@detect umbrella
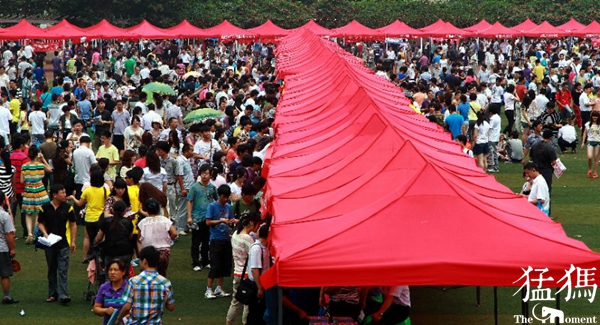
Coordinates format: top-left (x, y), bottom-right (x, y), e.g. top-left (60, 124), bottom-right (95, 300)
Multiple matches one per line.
top-left (183, 71), bottom-right (201, 79)
top-left (142, 82), bottom-right (175, 95)
top-left (183, 108), bottom-right (223, 126)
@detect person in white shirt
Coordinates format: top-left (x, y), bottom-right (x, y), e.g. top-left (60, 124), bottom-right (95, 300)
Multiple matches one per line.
top-left (557, 118), bottom-right (578, 154)
top-left (28, 101), bottom-right (47, 145)
top-left (0, 66), bottom-right (9, 90)
top-left (580, 84), bottom-right (594, 135)
top-left (535, 92), bottom-right (550, 114)
top-left (0, 99), bottom-right (11, 144)
top-left (140, 62), bottom-right (151, 79)
top-left (193, 125), bottom-right (220, 163)
top-left (370, 286), bottom-right (411, 324)
top-left (473, 111), bottom-right (491, 171)
top-left (142, 103), bottom-right (162, 131)
top-left (488, 107), bottom-right (502, 173)
top-left (524, 162), bottom-right (550, 216)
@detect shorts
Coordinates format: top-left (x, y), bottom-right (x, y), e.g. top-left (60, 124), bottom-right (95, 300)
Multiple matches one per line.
top-left (472, 143), bottom-right (490, 155)
top-left (521, 122), bottom-right (530, 128)
top-left (588, 141), bottom-right (600, 147)
top-left (208, 240), bottom-right (232, 279)
top-left (112, 134), bottom-right (125, 151)
top-left (0, 252), bottom-right (13, 277)
top-left (85, 221), bottom-right (101, 246)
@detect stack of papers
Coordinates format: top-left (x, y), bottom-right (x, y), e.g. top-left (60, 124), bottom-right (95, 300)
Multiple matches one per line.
top-left (38, 234), bottom-right (62, 247)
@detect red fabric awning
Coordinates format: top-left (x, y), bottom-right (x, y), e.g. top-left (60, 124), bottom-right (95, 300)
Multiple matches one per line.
top-left (85, 19), bottom-right (138, 40)
top-left (522, 21), bottom-right (568, 38)
top-left (247, 20), bottom-right (289, 39)
top-left (477, 22), bottom-right (520, 39)
top-left (260, 30), bottom-right (600, 289)
top-left (463, 19), bottom-right (492, 33)
top-left (376, 20), bottom-right (423, 38)
top-left (329, 20), bottom-right (384, 40)
top-left (574, 20), bottom-right (600, 38)
top-left (125, 20), bottom-right (172, 39)
top-left (511, 18), bottom-right (538, 33)
top-left (203, 20), bottom-right (255, 40)
top-left (45, 19), bottom-right (86, 39)
top-left (420, 21), bottom-right (470, 39)
top-left (419, 19), bottom-right (445, 32)
top-left (0, 19), bottom-right (62, 40)
top-left (164, 20), bottom-right (209, 38)
top-left (291, 20), bottom-right (330, 36)
top-left (557, 18), bottom-right (586, 33)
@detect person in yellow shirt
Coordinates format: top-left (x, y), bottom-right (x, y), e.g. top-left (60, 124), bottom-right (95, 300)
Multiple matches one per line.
top-left (533, 60), bottom-right (546, 84)
top-left (96, 131), bottom-right (120, 181)
top-left (8, 89), bottom-right (20, 134)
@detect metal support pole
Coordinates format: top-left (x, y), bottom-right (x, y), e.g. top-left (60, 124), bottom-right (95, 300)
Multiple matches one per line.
top-left (556, 290), bottom-right (561, 325)
top-left (476, 286), bottom-right (481, 307)
top-left (494, 287), bottom-right (498, 325)
top-left (521, 290), bottom-right (527, 325)
top-left (277, 286), bottom-right (283, 325)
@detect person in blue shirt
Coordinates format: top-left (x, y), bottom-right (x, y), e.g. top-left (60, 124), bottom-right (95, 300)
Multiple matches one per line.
top-left (51, 77), bottom-right (64, 97)
top-left (444, 105), bottom-right (466, 140)
top-left (33, 65), bottom-right (44, 83)
top-left (456, 94), bottom-right (470, 121)
top-left (204, 185), bottom-right (237, 299)
top-left (77, 92), bottom-right (92, 133)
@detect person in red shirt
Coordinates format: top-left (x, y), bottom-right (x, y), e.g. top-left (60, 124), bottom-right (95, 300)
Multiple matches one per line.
top-left (515, 76), bottom-right (528, 102)
top-left (9, 136), bottom-right (30, 239)
top-left (556, 82), bottom-right (574, 122)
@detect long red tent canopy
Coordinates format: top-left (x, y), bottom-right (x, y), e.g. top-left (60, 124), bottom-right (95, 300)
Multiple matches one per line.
top-left (1, 19), bottom-right (61, 40)
top-left (463, 19), bottom-right (493, 33)
top-left (419, 19), bottom-right (445, 32)
top-left (247, 20), bottom-right (289, 39)
top-left (329, 20), bottom-right (384, 40)
top-left (421, 21), bottom-right (469, 38)
top-left (574, 20), bottom-right (600, 38)
top-left (477, 22), bottom-right (520, 39)
top-left (512, 18), bottom-right (539, 33)
top-left (523, 21), bottom-right (569, 38)
top-left (557, 18), bottom-right (586, 33)
top-left (45, 19), bottom-right (86, 39)
top-left (164, 20), bottom-right (208, 39)
top-left (85, 19), bottom-right (137, 39)
top-left (202, 19), bottom-right (255, 39)
top-left (376, 20), bottom-right (423, 38)
top-left (125, 19), bottom-right (172, 39)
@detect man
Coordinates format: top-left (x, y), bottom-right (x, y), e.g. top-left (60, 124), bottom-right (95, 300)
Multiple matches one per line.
top-left (155, 141), bottom-right (184, 231)
top-left (93, 99), bottom-right (113, 151)
top-left (444, 105), bottom-right (465, 140)
top-left (530, 130), bottom-right (558, 215)
top-left (0, 99), bottom-right (11, 145)
top-left (252, 122), bottom-right (273, 152)
top-left (233, 184), bottom-right (261, 220)
top-left (558, 118), bottom-right (577, 154)
top-left (0, 195), bottom-right (18, 304)
top-left (8, 89), bottom-right (20, 135)
top-left (76, 92), bottom-right (93, 133)
top-left (187, 164), bottom-right (218, 271)
top-left (174, 143), bottom-right (195, 234)
top-left (72, 136), bottom-right (97, 199)
top-left (116, 246), bottom-right (175, 324)
top-left (193, 125), bottom-right (220, 164)
top-left (37, 184), bottom-right (78, 304)
top-left (66, 120), bottom-right (90, 149)
top-left (142, 103), bottom-right (161, 132)
top-left (96, 131), bottom-right (120, 181)
top-left (533, 59), bottom-right (546, 84)
top-left (580, 83), bottom-right (594, 136)
top-left (247, 225), bottom-right (270, 325)
top-left (487, 106), bottom-right (501, 173)
top-left (205, 185), bottom-right (236, 299)
top-left (523, 162), bottom-right (550, 217)
top-left (28, 101), bottom-right (46, 145)
top-left (0, 66), bottom-right (10, 90)
top-left (523, 120), bottom-right (544, 165)
top-left (538, 101), bottom-right (563, 153)
top-left (555, 82), bottom-right (573, 122)
top-left (40, 130), bottom-right (58, 187)
top-left (10, 136), bottom-right (29, 239)
top-left (166, 98), bottom-right (184, 129)
top-left (159, 117), bottom-right (182, 142)
top-left (111, 100), bottom-right (131, 154)
top-left (124, 54), bottom-right (136, 77)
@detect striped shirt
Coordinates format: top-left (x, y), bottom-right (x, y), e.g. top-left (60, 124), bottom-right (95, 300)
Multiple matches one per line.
top-left (0, 165), bottom-right (16, 198)
top-left (123, 270), bottom-right (174, 325)
top-left (10, 150), bottom-right (29, 194)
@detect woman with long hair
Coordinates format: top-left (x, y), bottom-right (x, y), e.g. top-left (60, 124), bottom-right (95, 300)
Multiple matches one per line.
top-left (138, 182), bottom-right (168, 217)
top-left (119, 150), bottom-right (137, 179)
top-left (211, 162), bottom-right (227, 188)
top-left (229, 166), bottom-right (247, 203)
top-left (582, 110), bottom-right (600, 178)
top-left (21, 146), bottom-right (52, 243)
top-left (52, 140), bottom-right (73, 191)
top-left (134, 144), bottom-right (148, 168)
top-left (503, 84), bottom-right (519, 135)
top-left (168, 129), bottom-right (181, 155)
top-left (141, 131), bottom-right (154, 149)
top-left (104, 178), bottom-right (131, 217)
top-left (473, 110), bottom-right (491, 171)
top-left (0, 139), bottom-right (15, 201)
top-left (95, 201), bottom-right (134, 270)
top-left (137, 198), bottom-right (177, 277)
top-left (124, 115), bottom-right (144, 152)
top-left (141, 150), bottom-right (167, 193)
top-left (92, 259), bottom-right (128, 325)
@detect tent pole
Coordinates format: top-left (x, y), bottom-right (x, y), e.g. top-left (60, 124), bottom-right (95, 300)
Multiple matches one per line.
top-left (420, 37), bottom-right (423, 54)
top-left (555, 289), bottom-right (561, 325)
top-left (277, 286), bottom-right (283, 325)
top-left (476, 286), bottom-right (481, 306)
top-left (494, 287), bottom-right (498, 325)
top-left (521, 290), bottom-right (527, 325)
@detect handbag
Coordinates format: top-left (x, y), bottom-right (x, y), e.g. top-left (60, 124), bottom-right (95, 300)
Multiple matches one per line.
top-left (235, 244), bottom-right (262, 305)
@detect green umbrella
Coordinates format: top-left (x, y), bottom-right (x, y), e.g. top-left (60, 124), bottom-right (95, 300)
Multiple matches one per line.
top-left (142, 82), bottom-right (175, 95)
top-left (183, 108), bottom-right (223, 126)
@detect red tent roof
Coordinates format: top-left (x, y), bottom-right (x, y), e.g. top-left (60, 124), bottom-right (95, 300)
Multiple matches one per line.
top-left (419, 19), bottom-right (445, 32)
top-left (125, 20), bottom-right (172, 39)
top-left (477, 22), bottom-right (520, 39)
top-left (523, 21), bottom-right (568, 38)
top-left (292, 20), bottom-right (330, 36)
top-left (421, 21), bottom-right (469, 39)
top-left (260, 30), bottom-right (600, 289)
top-left (557, 18), bottom-right (586, 33)
top-left (0, 19), bottom-right (61, 40)
top-left (164, 20), bottom-right (208, 38)
top-left (247, 20), bottom-right (289, 39)
top-left (574, 20), bottom-right (600, 38)
top-left (463, 19), bottom-right (493, 33)
top-left (329, 20), bottom-right (384, 40)
top-left (203, 20), bottom-right (255, 39)
top-left (376, 20), bottom-right (423, 38)
top-left (511, 18), bottom-right (538, 32)
top-left (85, 19), bottom-right (137, 39)
top-left (46, 19), bottom-right (87, 39)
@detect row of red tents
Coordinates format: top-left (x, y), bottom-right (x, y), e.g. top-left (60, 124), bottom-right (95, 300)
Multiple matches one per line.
top-left (2, 18), bottom-right (600, 41)
top-left (258, 29), bottom-right (600, 289)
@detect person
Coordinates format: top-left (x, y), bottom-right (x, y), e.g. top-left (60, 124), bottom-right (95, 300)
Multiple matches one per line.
top-left (530, 130), bottom-right (557, 215)
top-left (115, 246), bottom-right (175, 325)
top-left (226, 212), bottom-right (261, 325)
top-left (72, 135), bottom-right (97, 199)
top-left (96, 200), bottom-right (134, 270)
top-left (124, 115), bottom-right (144, 152)
top-left (141, 150), bottom-right (167, 193)
top-left (580, 83), bottom-right (594, 136)
top-left (369, 286), bottom-right (411, 325)
top-left (119, 150), bottom-right (137, 179)
top-left (503, 84), bottom-right (518, 134)
top-left (0, 145), bottom-right (15, 203)
top-left (9, 136), bottom-right (29, 239)
top-left (37, 184), bottom-right (77, 304)
top-left (60, 105), bottom-right (78, 142)
top-left (506, 131), bottom-right (524, 163)
top-left (96, 131), bottom-right (120, 182)
top-left (523, 162), bottom-right (550, 216)
top-left (66, 120), bottom-right (90, 149)
top-left (21, 145), bottom-right (52, 244)
top-left (246, 224), bottom-right (270, 325)
top-left (582, 111), bottom-right (600, 178)
top-left (556, 82), bottom-right (574, 122)
top-left (0, 192), bottom-right (18, 304)
top-left (111, 100), bottom-right (131, 154)
top-left (187, 164), bottom-right (218, 271)
top-left (233, 183), bottom-right (261, 220)
top-left (68, 170), bottom-right (109, 261)
top-left (193, 125), bottom-right (220, 164)
top-left (93, 259), bottom-right (128, 325)
top-left (523, 120), bottom-right (543, 164)
top-left (229, 166), bottom-right (247, 203)
top-left (155, 141), bottom-right (184, 229)
top-left (472, 111), bottom-right (490, 171)
top-left (137, 199), bottom-right (177, 277)
top-left (205, 185), bottom-right (236, 299)
top-left (28, 101), bottom-right (46, 145)
top-left (557, 117), bottom-right (577, 154)
top-left (444, 105), bottom-right (465, 140)
top-left (487, 106), bottom-right (501, 173)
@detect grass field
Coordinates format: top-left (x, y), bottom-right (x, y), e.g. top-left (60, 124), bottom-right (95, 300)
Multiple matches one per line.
top-left (2, 140), bottom-right (600, 324)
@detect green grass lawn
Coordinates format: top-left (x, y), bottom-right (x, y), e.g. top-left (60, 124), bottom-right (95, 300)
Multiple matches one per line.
top-left (2, 140), bottom-right (600, 324)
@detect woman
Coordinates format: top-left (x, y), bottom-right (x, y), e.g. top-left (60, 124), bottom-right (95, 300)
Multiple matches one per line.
top-left (134, 144), bottom-right (148, 168)
top-left (226, 212), bottom-right (261, 325)
top-left (0, 142), bottom-right (15, 201)
top-left (52, 140), bottom-right (73, 192)
top-left (141, 150), bottom-right (167, 193)
top-left (119, 150), bottom-right (136, 179)
top-left (226, 136), bottom-right (239, 164)
top-left (141, 131), bottom-right (154, 149)
top-left (123, 115), bottom-right (144, 152)
top-left (503, 85), bottom-right (518, 135)
top-left (96, 201), bottom-right (134, 269)
top-left (68, 170), bottom-right (109, 261)
top-left (473, 110), bottom-right (491, 171)
top-left (229, 166), bottom-right (247, 203)
top-left (21, 146), bottom-right (52, 243)
top-left (59, 105), bottom-right (77, 141)
top-left (93, 259), bottom-right (127, 325)
top-left (104, 178), bottom-right (132, 217)
top-left (168, 129), bottom-right (181, 155)
top-left (520, 91), bottom-right (541, 143)
top-left (211, 162), bottom-right (227, 188)
top-left (582, 110), bottom-right (600, 178)
top-left (137, 198), bottom-right (177, 277)
top-left (150, 120), bottom-right (162, 145)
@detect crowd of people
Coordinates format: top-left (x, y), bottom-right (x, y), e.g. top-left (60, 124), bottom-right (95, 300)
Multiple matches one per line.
top-left (1, 32), bottom-right (598, 325)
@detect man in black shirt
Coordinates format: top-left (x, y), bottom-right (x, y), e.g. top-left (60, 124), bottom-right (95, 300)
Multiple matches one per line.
top-left (530, 130), bottom-right (558, 215)
top-left (93, 99), bottom-right (113, 151)
top-left (37, 184), bottom-right (77, 304)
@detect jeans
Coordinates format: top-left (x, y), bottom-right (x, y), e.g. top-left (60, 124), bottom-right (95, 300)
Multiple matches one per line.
top-left (45, 246), bottom-right (70, 299)
top-left (247, 295), bottom-right (267, 325)
top-left (191, 220), bottom-right (210, 267)
top-left (10, 194), bottom-right (25, 237)
top-left (488, 141), bottom-right (499, 171)
top-left (226, 276), bottom-right (249, 324)
top-left (32, 133), bottom-right (45, 147)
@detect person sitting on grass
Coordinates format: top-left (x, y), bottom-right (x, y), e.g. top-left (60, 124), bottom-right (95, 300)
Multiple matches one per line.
top-left (557, 117), bottom-right (578, 154)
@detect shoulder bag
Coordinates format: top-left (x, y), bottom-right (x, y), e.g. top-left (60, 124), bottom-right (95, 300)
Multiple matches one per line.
top-left (235, 243), bottom-right (263, 305)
